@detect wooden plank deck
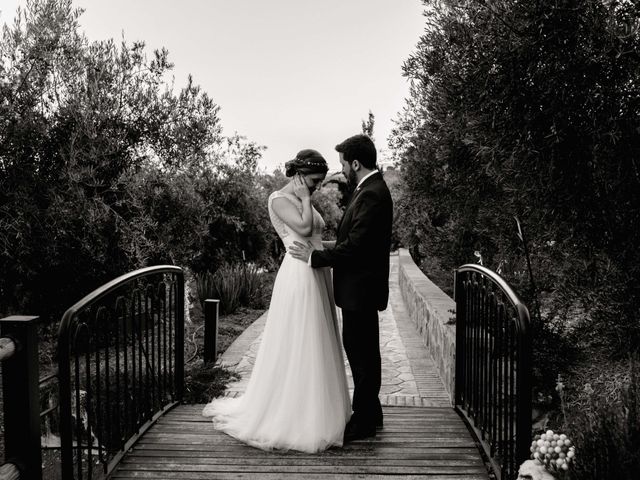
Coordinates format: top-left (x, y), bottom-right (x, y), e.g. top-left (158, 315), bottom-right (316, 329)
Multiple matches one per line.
top-left (112, 404), bottom-right (489, 479)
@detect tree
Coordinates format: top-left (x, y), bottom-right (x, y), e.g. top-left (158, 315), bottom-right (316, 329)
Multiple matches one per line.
top-left (361, 110), bottom-right (375, 141)
top-left (390, 0), bottom-right (640, 375)
top-left (0, 0), bottom-right (272, 320)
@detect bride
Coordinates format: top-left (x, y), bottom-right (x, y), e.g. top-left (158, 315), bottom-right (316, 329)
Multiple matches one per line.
top-left (202, 149), bottom-right (351, 452)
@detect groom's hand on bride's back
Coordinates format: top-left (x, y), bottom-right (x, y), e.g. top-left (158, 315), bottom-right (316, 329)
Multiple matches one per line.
top-left (289, 240), bottom-right (314, 262)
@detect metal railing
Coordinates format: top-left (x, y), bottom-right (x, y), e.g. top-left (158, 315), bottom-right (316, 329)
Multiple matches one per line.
top-left (57, 266), bottom-right (184, 479)
top-left (454, 264), bottom-right (532, 480)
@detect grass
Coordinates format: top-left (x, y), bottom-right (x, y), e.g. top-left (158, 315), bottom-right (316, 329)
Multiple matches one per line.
top-left (183, 305), bottom-right (266, 404)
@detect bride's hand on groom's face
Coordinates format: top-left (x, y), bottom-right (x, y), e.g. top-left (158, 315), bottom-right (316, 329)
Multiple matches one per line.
top-left (289, 240), bottom-right (314, 262)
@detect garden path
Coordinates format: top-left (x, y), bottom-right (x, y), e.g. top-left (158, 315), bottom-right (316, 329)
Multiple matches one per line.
top-left (219, 254), bottom-right (451, 407)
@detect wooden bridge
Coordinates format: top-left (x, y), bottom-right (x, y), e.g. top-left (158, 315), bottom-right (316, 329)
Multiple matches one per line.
top-left (0, 252), bottom-right (531, 480)
top-left (114, 405), bottom-right (488, 479)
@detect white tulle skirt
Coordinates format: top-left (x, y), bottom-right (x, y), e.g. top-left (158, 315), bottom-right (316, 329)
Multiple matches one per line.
top-left (202, 254), bottom-right (351, 452)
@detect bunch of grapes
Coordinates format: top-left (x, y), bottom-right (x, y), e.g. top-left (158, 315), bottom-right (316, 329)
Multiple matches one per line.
top-left (530, 429), bottom-right (576, 473)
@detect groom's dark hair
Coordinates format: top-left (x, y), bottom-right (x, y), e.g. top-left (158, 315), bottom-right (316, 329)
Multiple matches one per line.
top-left (335, 134), bottom-right (377, 169)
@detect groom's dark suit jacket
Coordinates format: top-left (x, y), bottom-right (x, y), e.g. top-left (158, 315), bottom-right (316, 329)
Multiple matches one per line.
top-left (311, 172), bottom-right (393, 311)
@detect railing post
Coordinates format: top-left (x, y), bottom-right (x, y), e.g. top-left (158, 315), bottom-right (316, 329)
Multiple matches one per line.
top-left (0, 316), bottom-right (42, 480)
top-left (203, 299), bottom-right (220, 364)
top-left (453, 270), bottom-right (465, 407)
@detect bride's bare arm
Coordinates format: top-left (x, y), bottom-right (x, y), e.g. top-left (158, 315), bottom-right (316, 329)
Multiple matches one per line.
top-left (271, 175), bottom-right (314, 237)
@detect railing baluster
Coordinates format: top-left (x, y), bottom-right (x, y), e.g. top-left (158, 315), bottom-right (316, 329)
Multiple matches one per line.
top-left (490, 294), bottom-right (498, 456)
top-left (155, 287), bottom-right (161, 408)
top-left (145, 287), bottom-right (152, 419)
top-left (175, 278), bottom-right (185, 402)
top-left (169, 282), bottom-right (174, 400)
top-left (121, 296), bottom-right (130, 449)
top-left (94, 307), bottom-right (105, 467)
top-left (137, 288), bottom-right (144, 427)
top-left (161, 288), bottom-right (166, 404)
top-left (85, 323), bottom-right (93, 480)
top-left (114, 297), bottom-right (123, 450)
top-left (502, 304), bottom-right (509, 474)
top-left (480, 280), bottom-right (487, 434)
top-left (72, 325), bottom-right (83, 480)
top-left (465, 279), bottom-right (472, 411)
top-left (163, 283), bottom-right (168, 402)
top-left (104, 309), bottom-right (111, 467)
top-left (509, 319), bottom-right (518, 475)
top-left (496, 302), bottom-right (504, 467)
top-left (472, 275), bottom-right (480, 420)
top-left (130, 289), bottom-right (137, 433)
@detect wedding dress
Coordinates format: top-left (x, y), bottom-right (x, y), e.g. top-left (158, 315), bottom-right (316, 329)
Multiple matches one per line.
top-left (202, 190), bottom-right (351, 452)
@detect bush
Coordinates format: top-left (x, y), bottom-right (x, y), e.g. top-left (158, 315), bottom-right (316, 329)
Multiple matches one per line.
top-left (390, 0), bottom-right (640, 403)
top-left (239, 263), bottom-right (265, 308)
top-left (0, 1), bottom-right (284, 323)
top-left (560, 356), bottom-right (640, 480)
top-left (311, 182), bottom-right (343, 240)
top-left (183, 361), bottom-right (239, 404)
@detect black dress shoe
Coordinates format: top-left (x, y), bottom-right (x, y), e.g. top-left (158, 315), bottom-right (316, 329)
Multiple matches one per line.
top-left (343, 422), bottom-right (376, 443)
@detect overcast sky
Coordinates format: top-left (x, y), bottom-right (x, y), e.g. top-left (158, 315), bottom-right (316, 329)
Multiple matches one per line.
top-left (1, 0), bottom-right (426, 173)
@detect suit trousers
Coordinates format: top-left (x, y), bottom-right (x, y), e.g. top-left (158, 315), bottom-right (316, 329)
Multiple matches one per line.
top-left (341, 308), bottom-right (383, 427)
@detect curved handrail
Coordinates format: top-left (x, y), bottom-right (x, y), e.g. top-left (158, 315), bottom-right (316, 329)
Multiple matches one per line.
top-left (456, 263), bottom-right (530, 337)
top-left (58, 265), bottom-right (182, 338)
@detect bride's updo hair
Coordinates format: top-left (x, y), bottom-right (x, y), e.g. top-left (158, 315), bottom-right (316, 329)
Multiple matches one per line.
top-left (284, 149), bottom-right (328, 177)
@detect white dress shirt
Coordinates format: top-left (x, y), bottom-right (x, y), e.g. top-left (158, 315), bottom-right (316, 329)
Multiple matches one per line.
top-left (355, 169), bottom-right (379, 190)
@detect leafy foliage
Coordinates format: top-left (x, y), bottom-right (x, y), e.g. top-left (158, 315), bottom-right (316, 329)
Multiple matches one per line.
top-left (390, 0), bottom-right (640, 375)
top-left (561, 356), bottom-right (640, 480)
top-left (361, 110), bottom-right (375, 141)
top-left (0, 0), bottom-right (279, 322)
top-left (312, 182), bottom-right (343, 240)
top-left (382, 167), bottom-right (402, 251)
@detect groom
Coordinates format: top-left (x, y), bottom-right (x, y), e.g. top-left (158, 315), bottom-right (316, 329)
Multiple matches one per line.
top-left (290, 134), bottom-right (393, 442)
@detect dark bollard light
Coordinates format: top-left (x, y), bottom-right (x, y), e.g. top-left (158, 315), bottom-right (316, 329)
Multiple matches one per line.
top-left (0, 316), bottom-right (43, 480)
top-left (203, 299), bottom-right (220, 364)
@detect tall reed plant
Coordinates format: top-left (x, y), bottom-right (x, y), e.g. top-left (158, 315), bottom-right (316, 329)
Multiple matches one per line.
top-left (196, 263), bottom-right (265, 314)
top-left (239, 263), bottom-right (265, 308)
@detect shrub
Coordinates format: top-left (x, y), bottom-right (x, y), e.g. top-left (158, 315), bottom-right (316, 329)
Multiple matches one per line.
top-left (311, 182), bottom-right (343, 240)
top-left (0, 1), bottom-right (285, 323)
top-left (560, 356), bottom-right (640, 480)
top-left (390, 0), bottom-right (640, 407)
